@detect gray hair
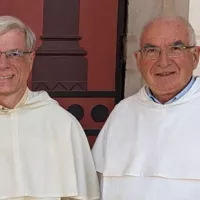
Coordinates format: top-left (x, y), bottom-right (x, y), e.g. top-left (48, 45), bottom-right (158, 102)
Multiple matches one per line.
top-left (141, 16), bottom-right (196, 46)
top-left (0, 16), bottom-right (36, 49)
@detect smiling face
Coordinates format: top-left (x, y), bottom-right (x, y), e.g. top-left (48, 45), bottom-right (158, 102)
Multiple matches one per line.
top-left (135, 18), bottom-right (200, 101)
top-left (0, 29), bottom-right (34, 97)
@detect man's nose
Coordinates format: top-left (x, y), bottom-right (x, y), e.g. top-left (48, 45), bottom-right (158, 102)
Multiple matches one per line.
top-left (0, 54), bottom-right (9, 70)
top-left (157, 49), bottom-right (171, 67)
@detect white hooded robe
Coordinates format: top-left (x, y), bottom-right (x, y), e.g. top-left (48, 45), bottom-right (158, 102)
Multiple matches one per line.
top-left (92, 76), bottom-right (200, 200)
top-left (0, 89), bottom-right (99, 200)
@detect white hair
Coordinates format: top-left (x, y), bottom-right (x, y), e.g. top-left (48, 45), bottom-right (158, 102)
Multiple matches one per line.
top-left (0, 16), bottom-right (36, 49)
top-left (141, 16), bottom-right (196, 46)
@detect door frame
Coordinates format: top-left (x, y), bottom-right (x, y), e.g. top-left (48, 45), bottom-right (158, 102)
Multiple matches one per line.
top-left (115, 0), bottom-right (128, 104)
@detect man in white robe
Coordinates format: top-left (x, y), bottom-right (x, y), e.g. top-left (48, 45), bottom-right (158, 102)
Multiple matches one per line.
top-left (92, 16), bottom-right (200, 199)
top-left (0, 16), bottom-right (99, 200)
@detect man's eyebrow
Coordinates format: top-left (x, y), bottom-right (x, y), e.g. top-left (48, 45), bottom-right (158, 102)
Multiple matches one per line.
top-left (142, 43), bottom-right (157, 48)
top-left (171, 40), bottom-right (185, 46)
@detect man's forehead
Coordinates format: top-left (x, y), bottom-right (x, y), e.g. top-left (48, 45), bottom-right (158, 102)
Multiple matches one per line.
top-left (143, 19), bottom-right (188, 34)
top-left (141, 37), bottom-right (187, 47)
top-left (0, 29), bottom-right (26, 51)
top-left (140, 19), bottom-right (190, 47)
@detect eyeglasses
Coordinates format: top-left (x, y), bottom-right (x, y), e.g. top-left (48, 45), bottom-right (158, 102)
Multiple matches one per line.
top-left (138, 45), bottom-right (195, 59)
top-left (0, 49), bottom-right (33, 60)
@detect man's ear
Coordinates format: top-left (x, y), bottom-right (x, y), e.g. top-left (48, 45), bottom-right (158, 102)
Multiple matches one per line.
top-left (134, 51), bottom-right (142, 72)
top-left (192, 46), bottom-right (200, 70)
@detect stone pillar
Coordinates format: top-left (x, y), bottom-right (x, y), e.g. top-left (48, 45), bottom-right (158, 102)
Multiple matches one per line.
top-left (189, 0), bottom-right (200, 76)
top-left (162, 0), bottom-right (175, 16)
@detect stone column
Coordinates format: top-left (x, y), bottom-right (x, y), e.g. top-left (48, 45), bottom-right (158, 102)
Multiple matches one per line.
top-left (189, 0), bottom-right (200, 76)
top-left (162, 0), bottom-right (176, 16)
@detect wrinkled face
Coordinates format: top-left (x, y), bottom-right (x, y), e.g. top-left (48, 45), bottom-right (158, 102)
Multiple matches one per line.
top-left (0, 29), bottom-right (34, 96)
top-left (135, 19), bottom-right (200, 96)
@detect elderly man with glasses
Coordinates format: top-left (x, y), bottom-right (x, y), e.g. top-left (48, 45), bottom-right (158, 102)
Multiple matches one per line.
top-left (92, 16), bottom-right (200, 200)
top-left (0, 16), bottom-right (99, 200)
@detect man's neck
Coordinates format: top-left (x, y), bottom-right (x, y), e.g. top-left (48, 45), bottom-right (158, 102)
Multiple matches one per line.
top-left (152, 92), bottom-right (178, 104)
top-left (0, 88), bottom-right (27, 109)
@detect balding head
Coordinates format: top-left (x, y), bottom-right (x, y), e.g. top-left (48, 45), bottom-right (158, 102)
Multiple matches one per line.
top-left (140, 16), bottom-right (196, 47)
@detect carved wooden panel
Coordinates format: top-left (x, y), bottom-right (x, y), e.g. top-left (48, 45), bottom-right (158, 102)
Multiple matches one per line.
top-left (32, 0), bottom-right (88, 92)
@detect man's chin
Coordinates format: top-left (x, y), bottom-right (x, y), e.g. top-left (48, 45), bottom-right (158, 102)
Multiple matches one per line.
top-left (151, 85), bottom-right (180, 95)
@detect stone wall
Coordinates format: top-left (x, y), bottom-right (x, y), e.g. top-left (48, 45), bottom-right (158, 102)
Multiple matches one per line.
top-left (189, 0), bottom-right (200, 76)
